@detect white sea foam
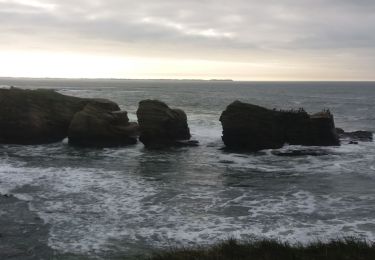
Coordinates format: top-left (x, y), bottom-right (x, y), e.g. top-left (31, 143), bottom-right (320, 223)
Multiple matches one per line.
top-left (1, 141), bottom-right (375, 257)
top-left (1, 81), bottom-right (375, 257)
top-left (0, 161), bottom-right (159, 254)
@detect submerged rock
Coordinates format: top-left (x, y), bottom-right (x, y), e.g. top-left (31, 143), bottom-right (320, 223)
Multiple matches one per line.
top-left (220, 101), bottom-right (340, 151)
top-left (174, 140), bottom-right (200, 147)
top-left (0, 88), bottom-right (119, 144)
top-left (136, 100), bottom-right (193, 148)
top-left (272, 149), bottom-right (330, 157)
top-left (68, 104), bottom-right (139, 147)
top-left (336, 128), bottom-right (373, 142)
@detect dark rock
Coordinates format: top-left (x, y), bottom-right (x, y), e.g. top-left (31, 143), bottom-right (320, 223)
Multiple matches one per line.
top-left (136, 100), bottom-right (191, 148)
top-left (336, 128), bottom-right (373, 142)
top-left (349, 141), bottom-right (359, 145)
top-left (174, 140), bottom-right (199, 147)
top-left (272, 149), bottom-right (330, 157)
top-left (0, 88), bottom-right (119, 144)
top-left (336, 128), bottom-right (345, 135)
top-left (68, 104), bottom-right (138, 147)
top-left (220, 101), bottom-right (340, 151)
top-left (219, 160), bottom-right (235, 164)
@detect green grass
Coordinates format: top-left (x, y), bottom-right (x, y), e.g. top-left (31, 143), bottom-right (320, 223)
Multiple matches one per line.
top-left (149, 238), bottom-right (375, 260)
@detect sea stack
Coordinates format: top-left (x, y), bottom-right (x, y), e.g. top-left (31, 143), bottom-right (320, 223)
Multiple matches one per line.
top-left (68, 104), bottom-right (139, 147)
top-left (0, 87), bottom-right (120, 144)
top-left (136, 100), bottom-right (193, 148)
top-left (220, 101), bottom-right (340, 151)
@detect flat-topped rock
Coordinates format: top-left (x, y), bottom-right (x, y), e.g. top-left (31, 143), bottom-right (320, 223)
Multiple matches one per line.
top-left (220, 101), bottom-right (340, 151)
top-left (136, 100), bottom-right (192, 148)
top-left (0, 88), bottom-right (119, 144)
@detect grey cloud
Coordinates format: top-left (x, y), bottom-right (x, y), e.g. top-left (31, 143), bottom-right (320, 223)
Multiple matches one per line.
top-left (0, 0), bottom-right (375, 58)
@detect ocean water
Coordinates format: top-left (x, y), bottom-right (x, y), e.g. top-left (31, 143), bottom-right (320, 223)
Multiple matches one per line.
top-left (0, 79), bottom-right (375, 258)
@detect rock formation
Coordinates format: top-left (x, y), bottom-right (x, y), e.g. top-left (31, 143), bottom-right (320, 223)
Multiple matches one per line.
top-left (220, 101), bottom-right (340, 151)
top-left (68, 104), bottom-right (139, 147)
top-left (336, 128), bottom-right (373, 142)
top-left (0, 88), bottom-right (119, 144)
top-left (136, 100), bottom-right (192, 148)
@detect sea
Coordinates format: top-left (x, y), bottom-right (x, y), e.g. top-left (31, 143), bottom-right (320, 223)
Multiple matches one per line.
top-left (0, 78), bottom-right (374, 259)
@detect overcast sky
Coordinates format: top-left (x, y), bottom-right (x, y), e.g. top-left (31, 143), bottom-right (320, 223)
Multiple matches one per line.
top-left (0, 0), bottom-right (374, 80)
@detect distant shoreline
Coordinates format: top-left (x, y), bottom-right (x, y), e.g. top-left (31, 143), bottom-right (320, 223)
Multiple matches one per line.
top-left (0, 77), bottom-right (234, 82)
top-left (1, 77), bottom-right (375, 83)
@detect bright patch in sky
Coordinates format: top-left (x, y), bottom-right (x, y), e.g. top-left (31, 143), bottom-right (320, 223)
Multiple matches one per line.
top-left (0, 0), bottom-right (56, 10)
top-left (0, 0), bottom-right (374, 80)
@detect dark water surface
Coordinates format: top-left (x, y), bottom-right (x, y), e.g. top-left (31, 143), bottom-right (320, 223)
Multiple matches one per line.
top-left (0, 79), bottom-right (374, 259)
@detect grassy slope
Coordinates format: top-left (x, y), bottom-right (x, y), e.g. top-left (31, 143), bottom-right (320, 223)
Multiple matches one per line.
top-left (149, 238), bottom-right (375, 260)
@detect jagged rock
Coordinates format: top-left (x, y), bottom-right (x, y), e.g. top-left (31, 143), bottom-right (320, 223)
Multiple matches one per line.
top-left (136, 100), bottom-right (192, 148)
top-left (68, 104), bottom-right (138, 147)
top-left (0, 88), bottom-right (119, 144)
top-left (220, 101), bottom-right (340, 151)
top-left (336, 128), bottom-right (373, 142)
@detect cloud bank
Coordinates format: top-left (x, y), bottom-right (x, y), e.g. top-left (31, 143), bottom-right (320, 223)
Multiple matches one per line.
top-left (0, 0), bottom-right (374, 80)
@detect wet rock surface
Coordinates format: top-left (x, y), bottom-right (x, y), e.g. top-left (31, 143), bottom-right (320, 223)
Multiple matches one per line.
top-left (136, 100), bottom-right (192, 148)
top-left (271, 149), bottom-right (330, 157)
top-left (220, 101), bottom-right (340, 151)
top-left (0, 88), bottom-right (120, 145)
top-left (68, 104), bottom-right (139, 147)
top-left (336, 128), bottom-right (373, 142)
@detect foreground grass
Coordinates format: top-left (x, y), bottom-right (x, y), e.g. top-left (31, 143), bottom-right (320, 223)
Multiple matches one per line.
top-left (149, 238), bottom-right (375, 260)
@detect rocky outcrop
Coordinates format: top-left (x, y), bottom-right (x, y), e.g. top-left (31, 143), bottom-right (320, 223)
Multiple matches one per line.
top-left (136, 100), bottom-right (192, 148)
top-left (336, 128), bottom-right (373, 143)
top-left (68, 104), bottom-right (138, 147)
top-left (0, 88), bottom-right (120, 144)
top-left (220, 101), bottom-right (340, 151)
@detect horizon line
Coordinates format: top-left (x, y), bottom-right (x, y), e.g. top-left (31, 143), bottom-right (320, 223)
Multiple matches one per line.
top-left (0, 76), bottom-right (375, 83)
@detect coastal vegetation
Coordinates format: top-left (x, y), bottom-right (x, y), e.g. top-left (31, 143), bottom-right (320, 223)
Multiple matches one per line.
top-left (149, 238), bottom-right (375, 260)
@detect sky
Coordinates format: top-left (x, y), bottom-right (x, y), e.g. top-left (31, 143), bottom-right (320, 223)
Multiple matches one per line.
top-left (0, 0), bottom-right (374, 80)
